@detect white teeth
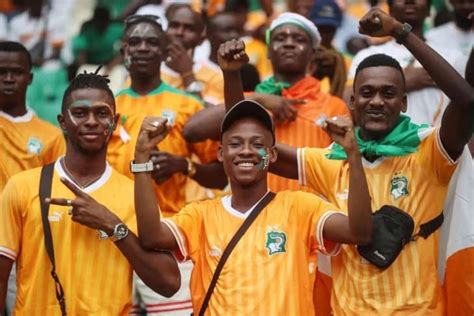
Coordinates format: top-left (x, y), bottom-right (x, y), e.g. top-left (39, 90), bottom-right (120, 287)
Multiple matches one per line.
top-left (238, 162), bottom-right (254, 167)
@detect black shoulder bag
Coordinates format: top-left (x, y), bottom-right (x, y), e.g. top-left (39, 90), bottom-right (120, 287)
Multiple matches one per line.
top-left (357, 205), bottom-right (444, 269)
top-left (198, 191), bottom-right (276, 316)
top-left (39, 163), bottom-right (67, 315)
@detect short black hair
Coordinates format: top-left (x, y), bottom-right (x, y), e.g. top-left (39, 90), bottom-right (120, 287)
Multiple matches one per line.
top-left (354, 53), bottom-right (405, 89)
top-left (165, 4), bottom-right (205, 33)
top-left (62, 68), bottom-right (115, 113)
top-left (0, 41), bottom-right (33, 70)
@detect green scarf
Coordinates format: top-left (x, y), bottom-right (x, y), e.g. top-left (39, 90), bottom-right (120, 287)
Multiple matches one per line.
top-left (255, 77), bottom-right (291, 95)
top-left (326, 115), bottom-right (429, 160)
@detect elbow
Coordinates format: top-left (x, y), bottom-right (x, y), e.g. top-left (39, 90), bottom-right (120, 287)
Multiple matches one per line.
top-left (183, 122), bottom-right (199, 143)
top-left (139, 236), bottom-right (163, 251)
top-left (160, 274), bottom-right (181, 298)
top-left (354, 222), bottom-right (373, 246)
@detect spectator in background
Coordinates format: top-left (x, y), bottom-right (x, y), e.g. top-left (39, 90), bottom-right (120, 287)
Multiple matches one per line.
top-left (0, 41), bottom-right (65, 316)
top-left (309, 0), bottom-right (347, 97)
top-left (345, 0), bottom-right (461, 127)
top-left (426, 0), bottom-right (473, 62)
top-left (72, 6), bottom-right (123, 71)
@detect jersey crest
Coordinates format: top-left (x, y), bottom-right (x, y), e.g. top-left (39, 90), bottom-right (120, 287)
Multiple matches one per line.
top-left (161, 109), bottom-right (177, 126)
top-left (265, 229), bottom-right (287, 255)
top-left (26, 137), bottom-right (43, 155)
top-left (391, 174), bottom-right (409, 200)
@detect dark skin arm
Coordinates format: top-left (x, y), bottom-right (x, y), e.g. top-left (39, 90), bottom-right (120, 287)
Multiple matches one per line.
top-left (0, 256), bottom-right (13, 311)
top-left (359, 9), bottom-right (474, 160)
top-left (134, 118), bottom-right (183, 250)
top-left (46, 179), bottom-right (180, 297)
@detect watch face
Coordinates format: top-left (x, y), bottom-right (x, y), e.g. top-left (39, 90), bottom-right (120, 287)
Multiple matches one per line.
top-left (114, 224), bottom-right (129, 240)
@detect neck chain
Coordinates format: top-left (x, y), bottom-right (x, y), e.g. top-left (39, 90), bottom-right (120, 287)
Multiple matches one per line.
top-left (61, 157), bottom-right (104, 189)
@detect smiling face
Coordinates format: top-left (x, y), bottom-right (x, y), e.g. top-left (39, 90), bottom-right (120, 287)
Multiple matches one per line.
top-left (351, 66), bottom-right (407, 141)
top-left (0, 51), bottom-right (32, 107)
top-left (122, 22), bottom-right (166, 77)
top-left (59, 88), bottom-right (118, 154)
top-left (268, 24), bottom-right (314, 76)
top-left (219, 118), bottom-right (277, 189)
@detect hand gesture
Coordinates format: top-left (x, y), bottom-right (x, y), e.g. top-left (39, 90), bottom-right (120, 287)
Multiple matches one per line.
top-left (255, 94), bottom-right (303, 124)
top-left (135, 117), bottom-right (170, 158)
top-left (217, 39), bottom-right (249, 72)
top-left (46, 178), bottom-right (121, 235)
top-left (323, 115), bottom-right (358, 153)
top-left (359, 8), bottom-right (403, 38)
top-left (165, 41), bottom-right (194, 75)
top-left (150, 151), bottom-right (188, 184)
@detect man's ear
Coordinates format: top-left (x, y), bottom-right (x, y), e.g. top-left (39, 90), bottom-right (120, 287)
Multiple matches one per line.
top-left (217, 145), bottom-right (224, 162)
top-left (57, 113), bottom-right (66, 131)
top-left (269, 145), bottom-right (278, 163)
top-left (401, 95), bottom-right (408, 113)
top-left (113, 113), bottom-right (120, 131)
top-left (348, 95), bottom-right (355, 110)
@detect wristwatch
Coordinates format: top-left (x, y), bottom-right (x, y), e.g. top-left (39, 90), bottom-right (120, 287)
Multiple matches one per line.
top-left (111, 223), bottom-right (129, 242)
top-left (185, 158), bottom-right (197, 177)
top-left (130, 160), bottom-right (154, 173)
top-left (185, 81), bottom-right (204, 94)
top-left (395, 23), bottom-right (412, 44)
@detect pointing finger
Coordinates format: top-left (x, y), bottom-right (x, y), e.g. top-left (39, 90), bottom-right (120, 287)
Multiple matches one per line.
top-left (46, 197), bottom-right (79, 207)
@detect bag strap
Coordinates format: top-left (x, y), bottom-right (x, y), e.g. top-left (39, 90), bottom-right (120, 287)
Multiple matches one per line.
top-left (39, 163), bottom-right (67, 316)
top-left (198, 191), bottom-right (276, 316)
top-left (411, 212), bottom-right (444, 241)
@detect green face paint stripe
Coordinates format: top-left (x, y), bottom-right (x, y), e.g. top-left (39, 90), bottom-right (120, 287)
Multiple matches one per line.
top-left (256, 148), bottom-right (268, 170)
top-left (69, 99), bottom-right (93, 108)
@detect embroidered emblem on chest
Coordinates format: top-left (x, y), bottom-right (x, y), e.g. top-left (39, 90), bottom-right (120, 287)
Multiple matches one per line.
top-left (265, 229), bottom-right (287, 255)
top-left (26, 137), bottom-right (43, 155)
top-left (390, 174), bottom-right (409, 200)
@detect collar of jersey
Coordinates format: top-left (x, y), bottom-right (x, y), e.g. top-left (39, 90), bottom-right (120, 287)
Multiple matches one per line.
top-left (0, 110), bottom-right (33, 123)
top-left (221, 190), bottom-right (270, 219)
top-left (54, 157), bottom-right (112, 194)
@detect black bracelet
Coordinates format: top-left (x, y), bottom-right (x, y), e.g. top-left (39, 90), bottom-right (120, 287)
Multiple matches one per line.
top-left (395, 23), bottom-right (413, 44)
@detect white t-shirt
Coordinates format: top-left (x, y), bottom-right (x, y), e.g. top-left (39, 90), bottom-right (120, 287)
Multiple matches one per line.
top-left (348, 40), bottom-right (463, 127)
top-left (0, 14), bottom-right (7, 40)
top-left (426, 22), bottom-right (474, 58)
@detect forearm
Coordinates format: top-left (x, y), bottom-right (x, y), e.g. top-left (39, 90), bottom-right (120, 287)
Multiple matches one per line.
top-left (269, 144), bottom-right (299, 179)
top-left (400, 30), bottom-right (474, 109)
top-left (347, 149), bottom-right (373, 245)
top-left (0, 256), bottom-right (13, 312)
top-left (223, 70), bottom-right (245, 111)
top-left (134, 153), bottom-right (174, 249)
top-left (192, 161), bottom-right (228, 189)
top-left (114, 233), bottom-right (180, 297)
top-left (183, 106), bottom-right (225, 142)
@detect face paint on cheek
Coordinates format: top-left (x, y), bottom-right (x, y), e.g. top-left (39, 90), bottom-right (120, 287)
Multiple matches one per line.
top-left (256, 148), bottom-right (270, 170)
top-left (67, 108), bottom-right (79, 126)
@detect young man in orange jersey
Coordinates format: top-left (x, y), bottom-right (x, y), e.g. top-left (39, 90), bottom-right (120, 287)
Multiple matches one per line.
top-left (0, 71), bottom-right (180, 314)
top-left (107, 15), bottom-right (227, 315)
top-left (131, 93), bottom-right (374, 314)
top-left (269, 9), bottom-right (474, 314)
top-left (0, 41), bottom-right (66, 315)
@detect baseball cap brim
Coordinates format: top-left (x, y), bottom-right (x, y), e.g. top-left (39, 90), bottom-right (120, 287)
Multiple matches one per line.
top-left (221, 100), bottom-right (275, 143)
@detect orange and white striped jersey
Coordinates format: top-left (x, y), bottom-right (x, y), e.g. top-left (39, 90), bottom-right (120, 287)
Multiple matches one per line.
top-left (298, 128), bottom-right (457, 315)
top-left (0, 160), bottom-right (137, 315)
top-left (163, 190), bottom-right (342, 315)
top-left (107, 83), bottom-right (219, 217)
top-left (161, 59), bottom-right (224, 106)
top-left (0, 110), bottom-right (65, 193)
top-left (268, 76), bottom-right (349, 192)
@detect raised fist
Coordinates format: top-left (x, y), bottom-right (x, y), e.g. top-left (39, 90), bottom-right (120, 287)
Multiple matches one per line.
top-left (217, 39), bottom-right (250, 72)
top-left (359, 8), bottom-right (403, 38)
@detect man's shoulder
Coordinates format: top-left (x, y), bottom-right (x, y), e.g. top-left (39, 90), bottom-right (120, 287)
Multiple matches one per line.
top-left (5, 166), bottom-right (43, 191)
top-left (426, 22), bottom-right (454, 39)
top-left (30, 115), bottom-right (63, 138)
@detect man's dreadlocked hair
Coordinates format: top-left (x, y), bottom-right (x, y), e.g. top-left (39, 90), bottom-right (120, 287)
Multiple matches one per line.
top-left (61, 67), bottom-right (115, 113)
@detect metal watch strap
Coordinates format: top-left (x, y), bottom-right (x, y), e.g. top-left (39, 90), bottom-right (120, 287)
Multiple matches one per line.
top-left (130, 160), bottom-right (154, 173)
top-left (395, 23), bottom-right (412, 44)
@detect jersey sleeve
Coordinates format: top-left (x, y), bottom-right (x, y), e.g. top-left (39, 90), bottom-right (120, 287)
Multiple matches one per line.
top-left (417, 128), bottom-right (458, 185)
top-left (162, 202), bottom-right (203, 262)
top-left (295, 191), bottom-right (342, 256)
top-left (297, 147), bottom-right (339, 198)
top-left (0, 176), bottom-right (26, 261)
